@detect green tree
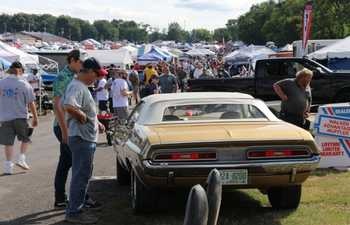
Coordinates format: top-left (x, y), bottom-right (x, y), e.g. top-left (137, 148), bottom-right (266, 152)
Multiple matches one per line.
top-left (226, 19), bottom-right (238, 41)
top-left (80, 20), bottom-right (97, 40)
top-left (112, 20), bottom-right (148, 43)
top-left (191, 29), bottom-right (213, 42)
top-left (261, 0), bottom-right (304, 45)
top-left (35, 14), bottom-right (57, 33)
top-left (213, 28), bottom-right (231, 43)
top-left (93, 20), bottom-right (119, 41)
top-left (10, 13), bottom-right (29, 32)
top-left (237, 1), bottom-right (276, 45)
top-left (167, 22), bottom-right (185, 42)
top-left (55, 15), bottom-right (70, 38)
top-left (0, 14), bottom-right (12, 33)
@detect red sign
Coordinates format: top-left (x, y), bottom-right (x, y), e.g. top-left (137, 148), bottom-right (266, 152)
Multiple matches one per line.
top-left (302, 2), bottom-right (313, 52)
top-left (321, 142), bottom-right (344, 156)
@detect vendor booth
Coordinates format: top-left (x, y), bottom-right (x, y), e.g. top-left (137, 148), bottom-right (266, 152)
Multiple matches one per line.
top-left (137, 46), bottom-right (172, 65)
top-left (0, 41), bottom-right (39, 66)
top-left (87, 49), bottom-right (133, 68)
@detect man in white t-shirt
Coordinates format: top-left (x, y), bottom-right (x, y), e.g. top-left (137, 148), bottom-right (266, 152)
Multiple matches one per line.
top-left (111, 70), bottom-right (131, 122)
top-left (193, 63), bottom-right (204, 79)
top-left (95, 69), bottom-right (109, 112)
top-left (26, 69), bottom-right (42, 91)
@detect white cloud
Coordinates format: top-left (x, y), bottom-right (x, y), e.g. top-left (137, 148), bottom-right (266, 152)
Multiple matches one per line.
top-left (0, 0), bottom-right (268, 30)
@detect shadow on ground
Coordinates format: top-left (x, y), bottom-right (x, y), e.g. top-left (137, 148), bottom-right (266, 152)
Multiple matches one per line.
top-left (2, 179), bottom-right (293, 225)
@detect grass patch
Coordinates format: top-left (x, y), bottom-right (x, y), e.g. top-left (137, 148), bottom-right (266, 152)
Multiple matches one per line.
top-left (91, 170), bottom-right (350, 225)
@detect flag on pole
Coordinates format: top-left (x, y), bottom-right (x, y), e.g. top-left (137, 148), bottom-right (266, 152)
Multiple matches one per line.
top-left (302, 1), bottom-right (313, 55)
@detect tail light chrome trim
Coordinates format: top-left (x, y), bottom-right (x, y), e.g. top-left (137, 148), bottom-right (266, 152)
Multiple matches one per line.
top-left (153, 152), bottom-right (217, 162)
top-left (247, 149), bottom-right (311, 160)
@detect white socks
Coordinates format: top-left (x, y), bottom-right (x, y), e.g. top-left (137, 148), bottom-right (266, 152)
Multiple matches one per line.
top-left (4, 160), bottom-right (13, 167)
top-left (18, 154), bottom-right (26, 162)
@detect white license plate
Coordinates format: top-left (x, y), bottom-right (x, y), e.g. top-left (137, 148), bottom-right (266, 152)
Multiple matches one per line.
top-left (219, 169), bottom-right (248, 185)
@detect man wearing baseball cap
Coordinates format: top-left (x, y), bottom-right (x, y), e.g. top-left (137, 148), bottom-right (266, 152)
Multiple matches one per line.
top-left (52, 49), bottom-right (85, 208)
top-left (0, 61), bottom-right (38, 174)
top-left (63, 57), bottom-right (105, 224)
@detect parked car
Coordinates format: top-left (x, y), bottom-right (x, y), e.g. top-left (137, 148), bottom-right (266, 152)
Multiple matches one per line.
top-left (114, 92), bottom-right (320, 212)
top-left (188, 57), bottom-right (350, 104)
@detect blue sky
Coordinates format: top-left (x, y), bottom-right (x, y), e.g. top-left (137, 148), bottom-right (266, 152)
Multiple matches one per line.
top-left (0, 0), bottom-right (267, 31)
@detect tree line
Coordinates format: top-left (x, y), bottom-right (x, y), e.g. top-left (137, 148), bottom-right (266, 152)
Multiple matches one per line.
top-left (0, 13), bottom-right (150, 43)
top-left (0, 0), bottom-right (349, 45)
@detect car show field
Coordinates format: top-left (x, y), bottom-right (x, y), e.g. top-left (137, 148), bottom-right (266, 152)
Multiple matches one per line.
top-left (0, 115), bottom-right (349, 225)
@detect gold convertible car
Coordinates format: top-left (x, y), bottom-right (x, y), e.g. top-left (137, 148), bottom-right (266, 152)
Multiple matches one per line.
top-left (113, 92), bottom-right (320, 212)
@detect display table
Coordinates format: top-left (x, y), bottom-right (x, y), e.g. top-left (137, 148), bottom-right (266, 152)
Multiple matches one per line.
top-left (313, 103), bottom-right (350, 168)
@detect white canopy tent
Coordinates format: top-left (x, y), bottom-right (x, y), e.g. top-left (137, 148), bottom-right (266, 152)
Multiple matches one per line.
top-left (160, 46), bottom-right (178, 58)
top-left (280, 44), bottom-right (293, 52)
top-left (0, 41), bottom-right (39, 66)
top-left (87, 49), bottom-right (133, 68)
top-left (118, 45), bottom-right (138, 60)
top-left (224, 45), bottom-right (275, 63)
top-left (308, 36), bottom-right (350, 59)
top-left (185, 48), bottom-right (215, 57)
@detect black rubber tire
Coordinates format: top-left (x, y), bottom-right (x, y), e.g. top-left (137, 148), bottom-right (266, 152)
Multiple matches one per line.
top-left (268, 185), bottom-right (302, 210)
top-left (130, 170), bottom-right (157, 213)
top-left (116, 155), bottom-right (130, 185)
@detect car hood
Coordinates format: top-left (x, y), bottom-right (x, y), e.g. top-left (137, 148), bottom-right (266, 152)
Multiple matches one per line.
top-left (145, 121), bottom-right (312, 145)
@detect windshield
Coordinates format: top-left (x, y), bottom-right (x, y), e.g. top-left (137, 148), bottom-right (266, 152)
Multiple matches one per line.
top-left (162, 104), bottom-right (267, 122)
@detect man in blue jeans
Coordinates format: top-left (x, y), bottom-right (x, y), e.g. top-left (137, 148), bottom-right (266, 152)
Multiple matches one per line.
top-left (63, 58), bottom-right (105, 224)
top-left (52, 50), bottom-right (99, 209)
top-left (52, 50), bottom-right (82, 207)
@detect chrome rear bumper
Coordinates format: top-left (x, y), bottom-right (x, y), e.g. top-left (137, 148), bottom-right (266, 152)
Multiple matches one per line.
top-left (142, 155), bottom-right (320, 174)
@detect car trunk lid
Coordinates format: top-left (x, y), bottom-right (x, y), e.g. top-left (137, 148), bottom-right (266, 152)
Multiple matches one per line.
top-left (148, 122), bottom-right (305, 145)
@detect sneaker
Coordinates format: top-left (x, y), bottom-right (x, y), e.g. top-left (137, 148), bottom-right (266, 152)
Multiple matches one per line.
top-left (16, 155), bottom-right (30, 170)
top-left (54, 200), bottom-right (68, 209)
top-left (65, 212), bottom-right (98, 224)
top-left (83, 198), bottom-right (102, 211)
top-left (3, 161), bottom-right (14, 175)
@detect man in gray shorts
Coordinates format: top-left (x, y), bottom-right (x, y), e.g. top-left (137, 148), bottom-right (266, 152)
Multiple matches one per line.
top-left (111, 69), bottom-right (131, 123)
top-left (0, 62), bottom-right (38, 175)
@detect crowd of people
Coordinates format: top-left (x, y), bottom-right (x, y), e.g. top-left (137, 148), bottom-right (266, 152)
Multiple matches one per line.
top-left (90, 55), bottom-right (229, 116)
top-left (0, 48), bottom-right (314, 224)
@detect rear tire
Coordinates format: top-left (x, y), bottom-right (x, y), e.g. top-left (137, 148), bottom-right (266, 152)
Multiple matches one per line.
top-left (130, 170), bottom-right (157, 213)
top-left (116, 155), bottom-right (130, 185)
top-left (268, 185), bottom-right (302, 210)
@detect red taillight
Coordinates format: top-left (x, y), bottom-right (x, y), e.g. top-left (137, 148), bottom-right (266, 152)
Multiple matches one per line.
top-left (247, 149), bottom-right (310, 159)
top-left (154, 152), bottom-right (216, 162)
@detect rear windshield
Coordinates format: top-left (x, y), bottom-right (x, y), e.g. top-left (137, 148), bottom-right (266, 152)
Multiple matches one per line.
top-left (162, 104), bottom-right (267, 122)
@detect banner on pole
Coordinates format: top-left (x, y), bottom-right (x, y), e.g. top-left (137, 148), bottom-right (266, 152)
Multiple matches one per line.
top-left (302, 1), bottom-right (313, 54)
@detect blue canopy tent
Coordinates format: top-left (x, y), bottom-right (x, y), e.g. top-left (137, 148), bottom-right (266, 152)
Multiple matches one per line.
top-left (327, 58), bottom-right (350, 71)
top-left (151, 46), bottom-right (172, 61)
top-left (137, 47), bottom-right (171, 65)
